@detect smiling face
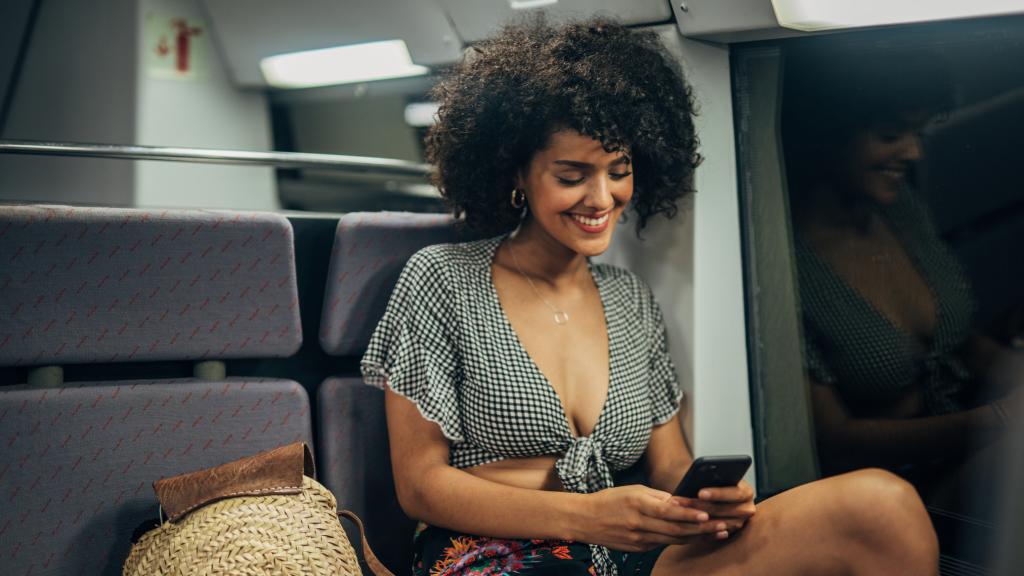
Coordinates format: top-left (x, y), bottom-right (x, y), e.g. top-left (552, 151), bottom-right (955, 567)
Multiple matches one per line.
top-left (839, 114), bottom-right (927, 206)
top-left (516, 129), bottom-right (634, 257)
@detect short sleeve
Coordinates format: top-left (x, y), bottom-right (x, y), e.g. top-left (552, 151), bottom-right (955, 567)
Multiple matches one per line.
top-left (801, 327), bottom-right (837, 386)
top-left (647, 292), bottom-right (684, 425)
top-left (361, 250), bottom-right (464, 442)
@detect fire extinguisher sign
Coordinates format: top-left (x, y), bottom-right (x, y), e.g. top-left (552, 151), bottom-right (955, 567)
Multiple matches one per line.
top-left (144, 11), bottom-right (208, 79)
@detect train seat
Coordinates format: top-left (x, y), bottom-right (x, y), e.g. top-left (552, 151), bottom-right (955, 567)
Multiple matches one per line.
top-left (317, 211), bottom-right (464, 574)
top-left (0, 205), bottom-right (311, 576)
top-left (0, 205), bottom-right (302, 367)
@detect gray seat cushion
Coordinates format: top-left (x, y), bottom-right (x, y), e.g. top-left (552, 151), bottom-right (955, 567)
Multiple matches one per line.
top-left (0, 377), bottom-right (313, 576)
top-left (317, 377), bottom-right (415, 574)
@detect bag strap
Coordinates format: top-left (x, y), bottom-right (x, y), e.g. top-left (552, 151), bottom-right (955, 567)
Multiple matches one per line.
top-left (339, 510), bottom-right (396, 576)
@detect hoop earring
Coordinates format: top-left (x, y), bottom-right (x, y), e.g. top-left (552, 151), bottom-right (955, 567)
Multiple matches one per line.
top-left (511, 188), bottom-right (526, 209)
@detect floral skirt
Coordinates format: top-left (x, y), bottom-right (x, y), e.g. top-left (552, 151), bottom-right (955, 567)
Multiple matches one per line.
top-left (413, 523), bottom-right (666, 576)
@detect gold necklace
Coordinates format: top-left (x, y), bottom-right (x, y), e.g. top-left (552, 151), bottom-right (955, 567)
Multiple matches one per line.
top-left (508, 243), bottom-right (570, 325)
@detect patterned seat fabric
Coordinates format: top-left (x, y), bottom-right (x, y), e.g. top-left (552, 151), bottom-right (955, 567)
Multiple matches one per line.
top-left (0, 205), bottom-right (302, 366)
top-left (317, 212), bottom-right (466, 573)
top-left (319, 211), bottom-right (462, 356)
top-left (318, 377), bottom-right (415, 575)
top-left (0, 378), bottom-right (313, 576)
top-left (0, 205), bottom-right (310, 575)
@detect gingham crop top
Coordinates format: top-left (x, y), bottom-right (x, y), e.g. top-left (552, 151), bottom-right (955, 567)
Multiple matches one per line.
top-left (361, 235), bottom-right (683, 494)
top-left (796, 188), bottom-right (977, 417)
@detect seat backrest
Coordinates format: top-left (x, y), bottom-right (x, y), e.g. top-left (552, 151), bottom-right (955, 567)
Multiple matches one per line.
top-left (319, 211), bottom-right (461, 357)
top-left (317, 212), bottom-right (463, 574)
top-left (0, 378), bottom-right (313, 576)
top-left (0, 205), bottom-right (301, 367)
top-left (319, 377), bottom-right (414, 573)
top-left (0, 205), bottom-right (311, 576)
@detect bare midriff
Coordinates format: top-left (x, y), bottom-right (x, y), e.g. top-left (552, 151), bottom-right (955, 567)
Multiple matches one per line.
top-left (464, 455), bottom-right (566, 492)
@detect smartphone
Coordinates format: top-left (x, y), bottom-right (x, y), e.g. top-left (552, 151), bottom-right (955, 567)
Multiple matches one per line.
top-left (673, 455), bottom-right (752, 498)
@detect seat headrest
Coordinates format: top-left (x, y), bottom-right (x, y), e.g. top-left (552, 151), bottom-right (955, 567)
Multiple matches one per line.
top-left (0, 205), bottom-right (302, 367)
top-left (319, 211), bottom-right (462, 357)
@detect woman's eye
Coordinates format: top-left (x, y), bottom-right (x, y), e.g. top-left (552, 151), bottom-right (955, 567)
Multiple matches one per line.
top-left (874, 126), bottom-right (904, 143)
top-left (609, 171), bottom-right (633, 180)
top-left (557, 176), bottom-right (585, 185)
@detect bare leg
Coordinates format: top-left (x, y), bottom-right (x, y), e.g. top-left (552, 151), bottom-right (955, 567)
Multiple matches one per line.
top-left (652, 469), bottom-right (938, 576)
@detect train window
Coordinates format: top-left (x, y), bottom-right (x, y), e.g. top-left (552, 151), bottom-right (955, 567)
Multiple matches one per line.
top-left (735, 13), bottom-right (1024, 557)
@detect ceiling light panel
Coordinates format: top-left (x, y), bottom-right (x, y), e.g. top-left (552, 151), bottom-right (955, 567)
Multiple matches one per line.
top-left (261, 40), bottom-right (429, 89)
top-left (772, 0), bottom-right (1024, 31)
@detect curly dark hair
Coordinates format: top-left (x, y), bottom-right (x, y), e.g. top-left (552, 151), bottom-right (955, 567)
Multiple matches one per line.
top-left (425, 16), bottom-right (700, 237)
top-left (781, 40), bottom-right (954, 195)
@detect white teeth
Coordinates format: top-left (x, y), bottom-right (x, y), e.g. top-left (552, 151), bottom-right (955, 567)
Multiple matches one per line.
top-left (570, 213), bottom-right (610, 227)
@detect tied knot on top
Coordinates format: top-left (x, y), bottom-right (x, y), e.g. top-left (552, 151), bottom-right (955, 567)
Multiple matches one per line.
top-left (921, 350), bottom-right (971, 415)
top-left (555, 436), bottom-right (612, 495)
top-left (556, 437), bottom-right (619, 576)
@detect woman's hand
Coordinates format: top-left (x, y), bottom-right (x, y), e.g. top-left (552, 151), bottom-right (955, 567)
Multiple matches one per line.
top-left (574, 484), bottom-right (730, 552)
top-left (674, 480), bottom-right (757, 540)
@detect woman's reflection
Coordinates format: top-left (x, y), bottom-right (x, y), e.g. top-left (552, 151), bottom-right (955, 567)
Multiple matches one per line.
top-left (782, 45), bottom-right (1023, 520)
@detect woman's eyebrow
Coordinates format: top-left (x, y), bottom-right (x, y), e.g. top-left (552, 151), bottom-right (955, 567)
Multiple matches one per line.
top-left (553, 160), bottom-right (591, 168)
top-left (553, 156), bottom-right (631, 168)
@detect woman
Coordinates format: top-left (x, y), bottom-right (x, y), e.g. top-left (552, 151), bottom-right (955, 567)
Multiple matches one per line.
top-left (782, 43), bottom-right (1023, 517)
top-left (363, 19), bottom-right (938, 576)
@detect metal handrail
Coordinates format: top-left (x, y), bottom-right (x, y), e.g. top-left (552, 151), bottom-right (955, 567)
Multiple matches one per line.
top-left (0, 140), bottom-right (432, 178)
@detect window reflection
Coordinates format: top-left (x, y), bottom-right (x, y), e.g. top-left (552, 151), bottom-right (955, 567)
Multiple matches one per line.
top-left (781, 39), bottom-right (1024, 523)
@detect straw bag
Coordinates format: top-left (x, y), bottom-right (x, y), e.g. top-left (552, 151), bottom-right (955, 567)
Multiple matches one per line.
top-left (123, 442), bottom-right (393, 576)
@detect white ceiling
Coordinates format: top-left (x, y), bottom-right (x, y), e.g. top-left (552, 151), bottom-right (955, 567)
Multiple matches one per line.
top-left (201, 0), bottom-right (465, 87)
top-left (436, 0), bottom-right (673, 43)
top-left (201, 0), bottom-right (683, 88)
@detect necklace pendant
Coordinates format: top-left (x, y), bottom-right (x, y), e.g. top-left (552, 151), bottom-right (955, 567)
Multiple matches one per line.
top-left (553, 311), bottom-right (570, 325)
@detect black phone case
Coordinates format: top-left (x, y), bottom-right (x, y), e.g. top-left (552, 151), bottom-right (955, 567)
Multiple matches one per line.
top-left (673, 455), bottom-right (752, 498)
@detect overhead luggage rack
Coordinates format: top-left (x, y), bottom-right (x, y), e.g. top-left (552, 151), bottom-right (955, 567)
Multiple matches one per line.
top-left (0, 139), bottom-right (433, 177)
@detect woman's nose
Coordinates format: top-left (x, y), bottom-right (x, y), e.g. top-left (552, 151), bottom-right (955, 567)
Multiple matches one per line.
top-left (900, 133), bottom-right (923, 162)
top-left (586, 175), bottom-right (614, 210)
